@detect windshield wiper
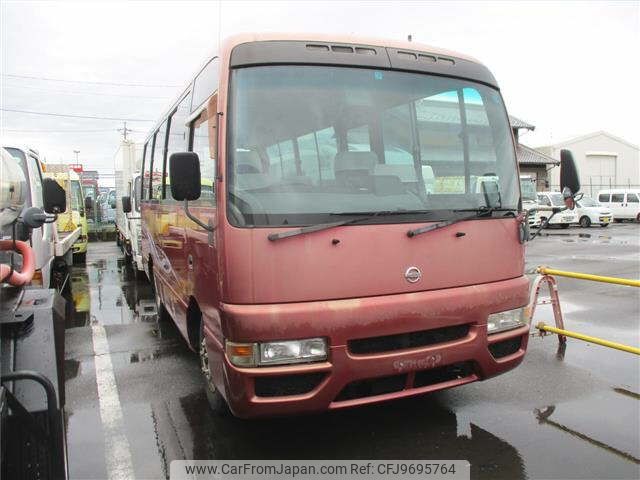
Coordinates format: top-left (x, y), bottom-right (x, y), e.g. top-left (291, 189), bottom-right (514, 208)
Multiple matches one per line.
top-left (406, 207), bottom-right (517, 238)
top-left (268, 210), bottom-right (433, 241)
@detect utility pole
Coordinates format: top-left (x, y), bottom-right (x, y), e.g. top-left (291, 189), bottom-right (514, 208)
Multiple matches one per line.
top-left (73, 150), bottom-right (80, 162)
top-left (118, 121), bottom-right (133, 141)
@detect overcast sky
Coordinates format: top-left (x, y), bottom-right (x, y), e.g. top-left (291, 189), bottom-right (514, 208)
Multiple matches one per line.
top-left (1, 0), bottom-right (638, 184)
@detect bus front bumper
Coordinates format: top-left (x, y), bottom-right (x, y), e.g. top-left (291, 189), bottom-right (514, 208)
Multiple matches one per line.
top-left (214, 276), bottom-right (530, 418)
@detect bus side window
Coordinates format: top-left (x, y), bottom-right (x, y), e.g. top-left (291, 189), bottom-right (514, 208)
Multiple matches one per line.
top-left (190, 95), bottom-right (217, 203)
top-left (151, 120), bottom-right (168, 200)
top-left (143, 139), bottom-right (154, 200)
top-left (166, 92), bottom-right (192, 200)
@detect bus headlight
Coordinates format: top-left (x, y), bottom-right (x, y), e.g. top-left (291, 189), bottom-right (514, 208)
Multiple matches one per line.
top-left (487, 307), bottom-right (526, 334)
top-left (226, 338), bottom-right (327, 367)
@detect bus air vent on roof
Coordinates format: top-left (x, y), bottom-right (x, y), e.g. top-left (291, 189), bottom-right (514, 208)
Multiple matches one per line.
top-left (306, 44), bottom-right (330, 52)
top-left (355, 47), bottom-right (377, 55)
top-left (331, 45), bottom-right (354, 53)
top-left (395, 50), bottom-right (455, 66)
top-left (305, 44), bottom-right (378, 56)
top-left (397, 51), bottom-right (417, 60)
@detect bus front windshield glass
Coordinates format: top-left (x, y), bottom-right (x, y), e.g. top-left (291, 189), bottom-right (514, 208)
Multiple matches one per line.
top-left (228, 66), bottom-right (518, 227)
top-left (520, 179), bottom-right (537, 202)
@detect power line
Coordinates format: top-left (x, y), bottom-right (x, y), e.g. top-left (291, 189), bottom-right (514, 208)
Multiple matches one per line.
top-left (2, 73), bottom-right (180, 88)
top-left (1, 82), bottom-right (170, 99)
top-left (2, 128), bottom-right (138, 133)
top-left (1, 108), bottom-right (154, 122)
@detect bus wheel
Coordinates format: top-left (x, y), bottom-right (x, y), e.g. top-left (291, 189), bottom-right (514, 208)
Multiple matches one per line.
top-left (579, 216), bottom-right (591, 228)
top-left (199, 323), bottom-right (228, 415)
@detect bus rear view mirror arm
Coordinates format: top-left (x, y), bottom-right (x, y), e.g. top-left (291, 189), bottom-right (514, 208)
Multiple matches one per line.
top-left (183, 199), bottom-right (214, 232)
top-left (169, 152), bottom-right (214, 233)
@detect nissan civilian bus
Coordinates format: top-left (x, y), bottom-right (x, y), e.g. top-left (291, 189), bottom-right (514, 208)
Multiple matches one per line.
top-left (140, 34), bottom-right (536, 418)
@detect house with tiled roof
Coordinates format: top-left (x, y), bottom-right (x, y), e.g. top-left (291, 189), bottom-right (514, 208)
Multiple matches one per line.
top-left (508, 115), bottom-right (559, 190)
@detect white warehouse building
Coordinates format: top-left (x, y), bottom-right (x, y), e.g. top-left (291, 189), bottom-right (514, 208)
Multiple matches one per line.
top-left (538, 131), bottom-right (639, 197)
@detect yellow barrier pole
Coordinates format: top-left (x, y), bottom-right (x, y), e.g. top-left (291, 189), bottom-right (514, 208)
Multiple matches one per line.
top-left (537, 267), bottom-right (640, 288)
top-left (536, 323), bottom-right (640, 355)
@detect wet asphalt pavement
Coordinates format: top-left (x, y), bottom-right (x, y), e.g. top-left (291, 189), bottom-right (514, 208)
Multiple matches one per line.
top-left (63, 224), bottom-right (640, 480)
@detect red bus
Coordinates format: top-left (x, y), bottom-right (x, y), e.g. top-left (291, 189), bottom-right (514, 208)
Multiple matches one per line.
top-left (139, 34), bottom-right (560, 418)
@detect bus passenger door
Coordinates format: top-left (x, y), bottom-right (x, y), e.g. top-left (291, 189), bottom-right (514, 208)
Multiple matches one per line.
top-left (187, 97), bottom-right (222, 371)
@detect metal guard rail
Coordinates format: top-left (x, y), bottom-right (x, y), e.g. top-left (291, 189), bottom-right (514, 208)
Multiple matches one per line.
top-left (537, 266), bottom-right (640, 288)
top-left (531, 266), bottom-right (640, 355)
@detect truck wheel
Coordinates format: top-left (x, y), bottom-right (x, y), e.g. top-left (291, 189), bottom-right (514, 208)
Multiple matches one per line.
top-left (199, 323), bottom-right (229, 416)
top-left (636, 213), bottom-right (640, 223)
top-left (579, 216), bottom-right (591, 228)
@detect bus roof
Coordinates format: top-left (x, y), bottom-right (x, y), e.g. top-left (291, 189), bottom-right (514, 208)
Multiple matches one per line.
top-left (144, 33), bottom-right (497, 144)
top-left (222, 32), bottom-right (483, 65)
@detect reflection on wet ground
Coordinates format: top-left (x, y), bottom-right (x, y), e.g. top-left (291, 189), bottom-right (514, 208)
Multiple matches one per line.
top-left (64, 226), bottom-right (640, 479)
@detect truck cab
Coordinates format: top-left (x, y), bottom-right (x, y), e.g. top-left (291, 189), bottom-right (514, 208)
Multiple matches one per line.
top-left (2, 146), bottom-right (57, 287)
top-left (43, 165), bottom-right (89, 262)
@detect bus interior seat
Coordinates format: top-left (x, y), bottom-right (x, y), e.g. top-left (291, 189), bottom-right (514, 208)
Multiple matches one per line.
top-left (234, 173), bottom-right (277, 191)
top-left (373, 164), bottom-right (418, 183)
top-left (235, 150), bottom-right (263, 174)
top-left (334, 151), bottom-right (378, 188)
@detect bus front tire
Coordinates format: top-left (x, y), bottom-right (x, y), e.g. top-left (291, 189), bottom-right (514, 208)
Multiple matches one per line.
top-left (199, 323), bottom-right (229, 416)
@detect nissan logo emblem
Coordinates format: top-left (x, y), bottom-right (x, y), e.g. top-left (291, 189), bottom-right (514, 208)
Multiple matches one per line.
top-left (405, 266), bottom-right (422, 283)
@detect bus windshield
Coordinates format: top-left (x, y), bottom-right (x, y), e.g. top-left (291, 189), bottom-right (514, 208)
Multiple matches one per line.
top-left (228, 66), bottom-right (518, 227)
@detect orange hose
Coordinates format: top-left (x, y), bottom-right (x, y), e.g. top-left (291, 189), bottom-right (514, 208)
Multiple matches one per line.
top-left (0, 240), bottom-right (35, 286)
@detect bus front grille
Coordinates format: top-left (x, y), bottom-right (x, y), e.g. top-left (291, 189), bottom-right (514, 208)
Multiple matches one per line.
top-left (348, 324), bottom-right (470, 355)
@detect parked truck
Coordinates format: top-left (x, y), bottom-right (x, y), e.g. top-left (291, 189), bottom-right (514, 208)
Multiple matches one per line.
top-left (43, 164), bottom-right (89, 263)
top-left (114, 141), bottom-right (144, 274)
top-left (1, 148), bottom-right (69, 479)
top-left (3, 146), bottom-right (81, 289)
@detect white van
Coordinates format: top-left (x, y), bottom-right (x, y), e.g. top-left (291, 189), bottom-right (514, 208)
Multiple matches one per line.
top-left (597, 189), bottom-right (640, 222)
top-left (536, 191), bottom-right (579, 228)
top-left (575, 195), bottom-right (612, 227)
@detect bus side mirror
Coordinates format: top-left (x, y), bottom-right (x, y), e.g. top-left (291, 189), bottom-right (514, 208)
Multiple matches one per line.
top-left (560, 149), bottom-right (580, 198)
top-left (85, 196), bottom-right (93, 211)
top-left (122, 196), bottom-right (132, 213)
top-left (169, 152), bottom-right (201, 201)
top-left (43, 178), bottom-right (66, 214)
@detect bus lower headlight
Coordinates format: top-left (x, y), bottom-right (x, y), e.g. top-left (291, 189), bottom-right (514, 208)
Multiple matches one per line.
top-left (259, 338), bottom-right (327, 366)
top-left (487, 307), bottom-right (526, 334)
top-left (225, 338), bottom-right (327, 367)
